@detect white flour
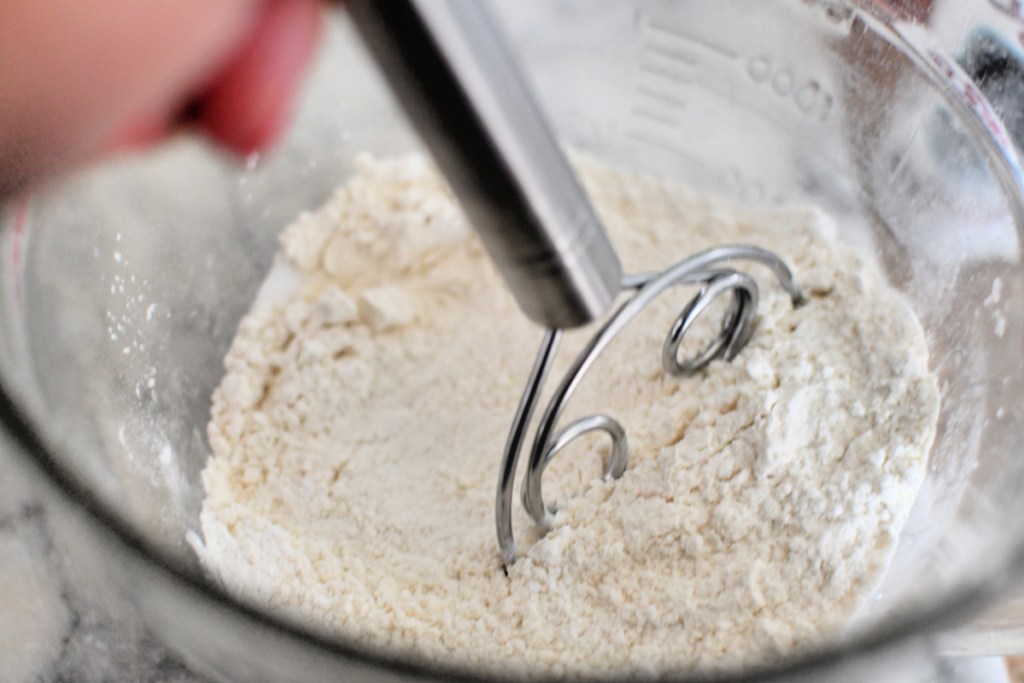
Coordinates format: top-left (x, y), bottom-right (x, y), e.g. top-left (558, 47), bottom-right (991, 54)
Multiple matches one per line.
top-left (198, 154), bottom-right (939, 676)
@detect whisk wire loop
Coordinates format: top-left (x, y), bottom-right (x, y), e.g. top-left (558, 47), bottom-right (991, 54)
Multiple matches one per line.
top-left (496, 244), bottom-right (804, 565)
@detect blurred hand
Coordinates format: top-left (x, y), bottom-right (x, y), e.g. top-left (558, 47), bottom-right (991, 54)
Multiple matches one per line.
top-left (0, 0), bottom-right (324, 197)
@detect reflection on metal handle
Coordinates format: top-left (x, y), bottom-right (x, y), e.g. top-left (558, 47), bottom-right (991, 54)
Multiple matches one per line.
top-left (346, 0), bottom-right (622, 329)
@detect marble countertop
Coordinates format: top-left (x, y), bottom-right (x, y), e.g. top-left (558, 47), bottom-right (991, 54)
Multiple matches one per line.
top-left (0, 439), bottom-right (1015, 683)
top-left (0, 443), bottom-right (208, 683)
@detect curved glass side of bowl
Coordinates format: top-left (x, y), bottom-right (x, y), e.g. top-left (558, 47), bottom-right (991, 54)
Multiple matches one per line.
top-left (1, 1), bottom-right (1024, 681)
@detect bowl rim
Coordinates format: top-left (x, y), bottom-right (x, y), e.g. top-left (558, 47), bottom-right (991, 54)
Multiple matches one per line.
top-left (5, 3), bottom-right (1024, 681)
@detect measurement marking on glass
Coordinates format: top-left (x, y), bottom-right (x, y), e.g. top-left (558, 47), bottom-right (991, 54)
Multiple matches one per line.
top-left (645, 20), bottom-right (738, 60)
top-left (745, 54), bottom-right (834, 122)
top-left (642, 42), bottom-right (699, 66)
top-left (639, 62), bottom-right (694, 87)
top-left (634, 86), bottom-right (688, 110)
top-left (629, 106), bottom-right (680, 129)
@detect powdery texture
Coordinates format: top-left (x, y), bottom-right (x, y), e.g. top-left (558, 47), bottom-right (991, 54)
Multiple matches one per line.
top-left (199, 154), bottom-right (939, 677)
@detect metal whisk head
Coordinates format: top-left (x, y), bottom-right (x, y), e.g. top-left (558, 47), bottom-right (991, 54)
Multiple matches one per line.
top-left (496, 244), bottom-right (805, 565)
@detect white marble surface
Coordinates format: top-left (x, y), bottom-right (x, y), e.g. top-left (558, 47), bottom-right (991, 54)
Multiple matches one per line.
top-left (0, 442), bottom-right (208, 683)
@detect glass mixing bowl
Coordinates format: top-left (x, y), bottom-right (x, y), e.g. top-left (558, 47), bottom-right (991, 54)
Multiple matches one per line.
top-left (3, 1), bottom-right (1024, 681)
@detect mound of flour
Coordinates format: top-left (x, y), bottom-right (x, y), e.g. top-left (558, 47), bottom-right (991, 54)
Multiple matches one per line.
top-left (197, 154), bottom-right (939, 676)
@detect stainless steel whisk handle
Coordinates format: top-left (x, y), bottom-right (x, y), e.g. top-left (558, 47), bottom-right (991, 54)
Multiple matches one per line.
top-left (346, 0), bottom-right (622, 329)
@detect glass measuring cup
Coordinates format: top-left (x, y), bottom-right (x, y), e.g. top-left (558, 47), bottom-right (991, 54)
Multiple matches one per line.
top-left (3, 0), bottom-right (1024, 680)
